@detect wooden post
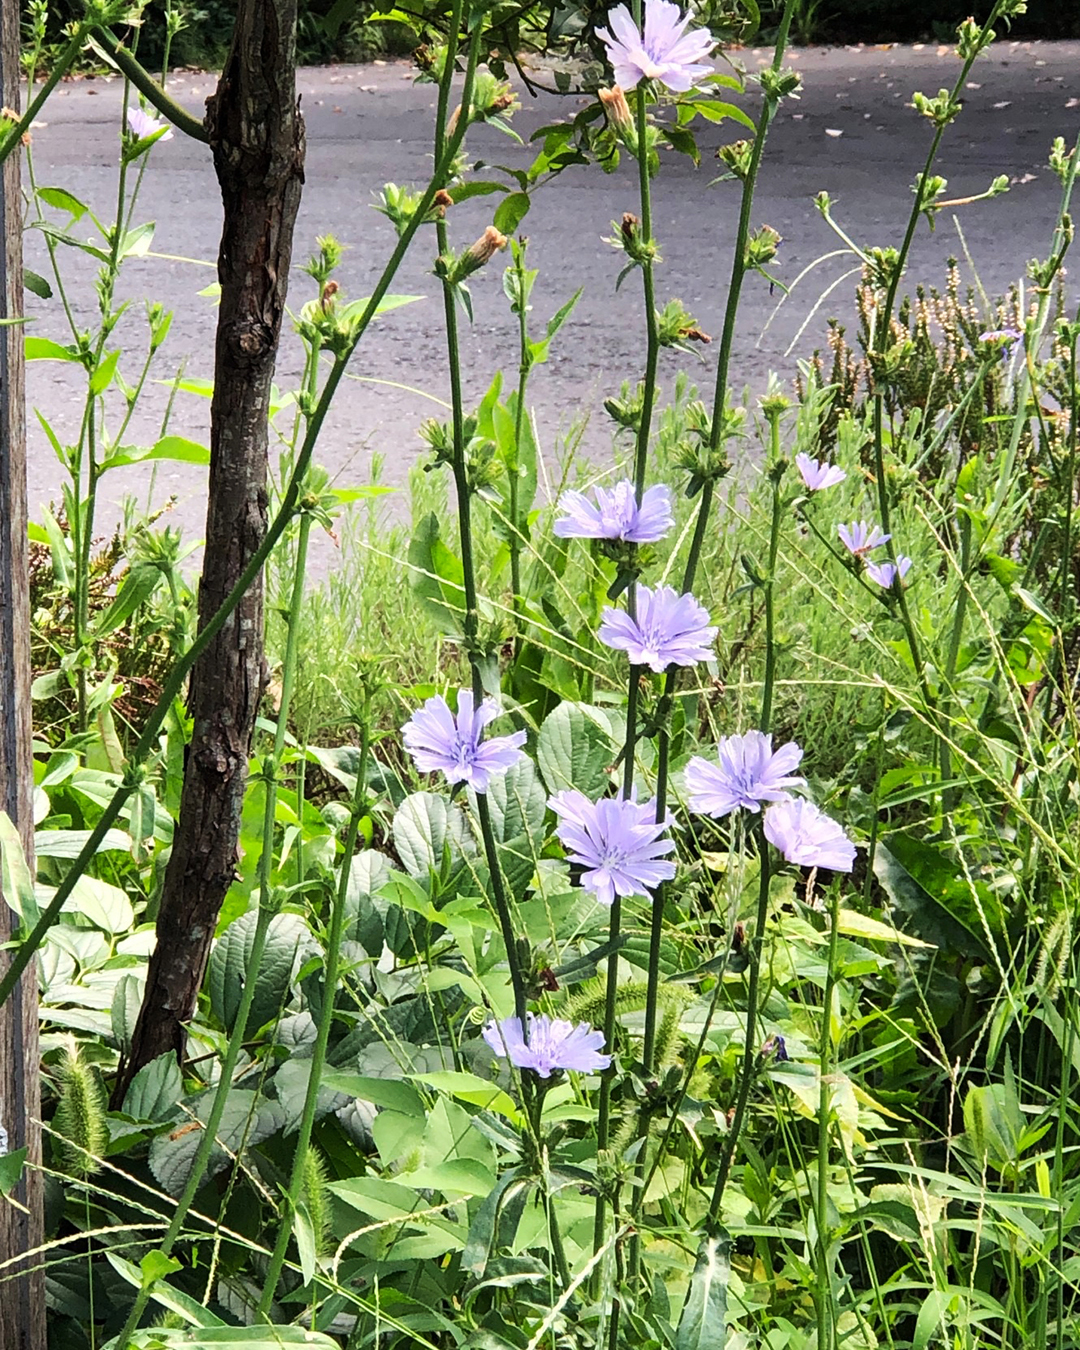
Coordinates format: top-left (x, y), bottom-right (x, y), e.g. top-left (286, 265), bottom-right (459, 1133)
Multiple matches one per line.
top-left (0, 0), bottom-right (45, 1338)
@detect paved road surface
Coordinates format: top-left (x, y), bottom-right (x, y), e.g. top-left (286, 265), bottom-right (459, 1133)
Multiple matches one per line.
top-left (22, 39), bottom-right (1080, 555)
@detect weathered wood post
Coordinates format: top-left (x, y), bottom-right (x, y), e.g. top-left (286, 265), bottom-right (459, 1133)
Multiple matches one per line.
top-left (0, 0), bottom-right (46, 1338)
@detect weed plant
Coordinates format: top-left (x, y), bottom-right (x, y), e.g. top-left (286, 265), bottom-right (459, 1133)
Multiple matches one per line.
top-left (1, 0), bottom-right (1078, 1347)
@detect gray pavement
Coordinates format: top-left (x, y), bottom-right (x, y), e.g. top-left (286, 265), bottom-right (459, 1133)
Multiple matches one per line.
top-left (22, 39), bottom-right (1080, 554)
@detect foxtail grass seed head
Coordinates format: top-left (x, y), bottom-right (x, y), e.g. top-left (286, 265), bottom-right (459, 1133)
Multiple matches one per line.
top-left (52, 1041), bottom-right (108, 1178)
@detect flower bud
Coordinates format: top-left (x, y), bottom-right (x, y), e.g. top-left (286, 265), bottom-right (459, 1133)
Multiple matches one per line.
top-left (463, 225), bottom-right (508, 271)
top-left (599, 84), bottom-right (633, 133)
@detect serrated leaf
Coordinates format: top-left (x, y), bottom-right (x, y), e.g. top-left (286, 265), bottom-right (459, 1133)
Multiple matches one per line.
top-left (536, 702), bottom-right (614, 797)
top-left (207, 910), bottom-right (308, 1035)
top-left (111, 971), bottom-right (144, 1052)
top-left (122, 1052), bottom-right (183, 1123)
top-left (392, 791), bottom-right (473, 878)
top-left (148, 1089), bottom-right (287, 1196)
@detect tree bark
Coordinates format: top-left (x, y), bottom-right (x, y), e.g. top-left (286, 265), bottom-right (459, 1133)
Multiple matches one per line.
top-left (115, 0), bottom-right (304, 1098)
top-left (0, 0), bottom-right (45, 1337)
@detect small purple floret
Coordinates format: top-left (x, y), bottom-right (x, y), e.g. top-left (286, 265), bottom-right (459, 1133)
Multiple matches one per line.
top-left (550, 788), bottom-right (676, 907)
top-left (685, 730), bottom-right (806, 818)
top-left (554, 480), bottom-right (674, 544)
top-left (795, 453), bottom-right (846, 492)
top-left (838, 521), bottom-right (891, 557)
top-left (866, 555), bottom-right (913, 588)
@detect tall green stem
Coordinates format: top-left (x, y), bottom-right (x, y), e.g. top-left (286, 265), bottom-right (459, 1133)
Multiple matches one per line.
top-left (0, 103), bottom-right (481, 1014)
top-left (814, 881), bottom-right (842, 1350)
top-left (639, 0), bottom-right (797, 1074)
top-left (257, 572), bottom-right (368, 1314)
top-left (432, 8), bottom-right (528, 1029)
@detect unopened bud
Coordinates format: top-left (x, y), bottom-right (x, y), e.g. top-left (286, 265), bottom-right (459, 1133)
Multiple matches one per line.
top-left (434, 189), bottom-right (453, 208)
top-left (465, 225), bottom-right (508, 269)
top-left (599, 85), bottom-right (633, 132)
top-left (621, 212), bottom-right (639, 243)
top-left (320, 279), bottom-right (339, 312)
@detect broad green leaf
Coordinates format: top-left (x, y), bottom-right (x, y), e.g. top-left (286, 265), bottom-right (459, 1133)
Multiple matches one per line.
top-left (536, 701), bottom-right (614, 797)
top-left (0, 813), bottom-right (39, 929)
top-left (92, 562), bottom-right (162, 635)
top-left (873, 836), bottom-right (995, 958)
top-left (111, 971), bottom-right (144, 1053)
top-left (106, 435), bottom-right (211, 469)
top-left (122, 1052), bottom-right (183, 1124)
top-left (407, 512), bottom-right (467, 636)
top-left (835, 907), bottom-right (933, 949)
top-left (412, 1070), bottom-right (520, 1121)
top-left (493, 191), bottom-right (530, 235)
top-left (472, 756), bottom-right (545, 845)
top-left (320, 1073), bottom-right (424, 1116)
top-left (140, 1249), bottom-right (182, 1289)
top-left (148, 1089), bottom-right (287, 1195)
top-left (25, 336), bottom-right (81, 362)
top-left (106, 1252), bottom-right (226, 1328)
top-left (37, 185), bottom-right (89, 218)
top-left (0, 1148), bottom-right (27, 1197)
top-left (118, 220), bottom-right (155, 259)
top-left (344, 848), bottom-right (390, 953)
top-left (89, 348), bottom-right (120, 395)
top-left (392, 791), bottom-right (474, 878)
top-left (675, 1234), bottom-right (731, 1350)
top-left (207, 910), bottom-right (309, 1035)
top-left (398, 1156), bottom-right (495, 1197)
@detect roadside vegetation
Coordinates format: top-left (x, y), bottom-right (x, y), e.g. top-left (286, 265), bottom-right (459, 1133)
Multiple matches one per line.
top-left (2, 0), bottom-right (1078, 1346)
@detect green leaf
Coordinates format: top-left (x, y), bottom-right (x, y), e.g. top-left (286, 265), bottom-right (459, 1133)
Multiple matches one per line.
top-left (106, 435), bottom-right (211, 469)
top-left (493, 191), bottom-right (530, 235)
top-left (294, 1200), bottom-right (318, 1286)
top-left (89, 348), bottom-right (120, 395)
top-left (474, 757), bottom-right (545, 845)
top-left (675, 1234), bottom-right (731, 1350)
top-left (536, 702), bottom-right (614, 797)
top-left (34, 223), bottom-right (110, 263)
top-left (0, 813), bottom-right (40, 929)
top-left (140, 1249), bottom-right (182, 1290)
top-left (37, 186), bottom-right (89, 218)
top-left (873, 835), bottom-right (995, 958)
top-left (111, 971), bottom-right (144, 1053)
top-left (412, 1070), bottom-right (520, 1121)
top-left (148, 1089), bottom-right (287, 1195)
top-left (24, 269), bottom-right (53, 299)
top-left (392, 791), bottom-right (474, 879)
top-left (122, 1052), bottom-right (183, 1123)
top-left (118, 220), bottom-right (155, 259)
top-left (0, 1148), bottom-right (27, 1197)
top-left (33, 827), bottom-right (131, 858)
top-left (93, 561), bottom-right (162, 635)
top-left (344, 848), bottom-right (390, 953)
top-left (106, 1252), bottom-right (226, 1328)
top-left (398, 1156), bottom-right (495, 1197)
top-left (835, 907), bottom-right (933, 949)
top-left (320, 1073), bottom-right (424, 1116)
top-left (207, 910), bottom-right (308, 1035)
top-left (407, 512), bottom-right (467, 636)
top-left (447, 180), bottom-right (508, 203)
top-left (25, 336), bottom-right (81, 362)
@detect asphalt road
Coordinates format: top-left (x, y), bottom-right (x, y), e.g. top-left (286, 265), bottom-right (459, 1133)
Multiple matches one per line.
top-left (22, 38), bottom-right (1080, 552)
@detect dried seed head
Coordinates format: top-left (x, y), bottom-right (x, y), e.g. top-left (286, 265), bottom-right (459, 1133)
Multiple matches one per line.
top-left (599, 84), bottom-right (633, 132)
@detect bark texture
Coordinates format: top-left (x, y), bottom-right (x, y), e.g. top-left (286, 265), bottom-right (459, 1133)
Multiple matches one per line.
top-left (0, 0), bottom-right (44, 1337)
top-left (116, 0), bottom-right (304, 1098)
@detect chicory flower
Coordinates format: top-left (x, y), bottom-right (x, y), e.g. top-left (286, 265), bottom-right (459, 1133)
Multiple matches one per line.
top-left (685, 730), bottom-right (805, 818)
top-left (598, 583), bottom-right (716, 672)
top-left (550, 788), bottom-right (676, 907)
top-left (554, 480), bottom-right (673, 544)
top-left (483, 1013), bottom-right (611, 1078)
top-left (596, 0), bottom-right (716, 94)
top-left (763, 797), bottom-right (856, 872)
top-left (795, 453), bottom-right (846, 492)
top-left (838, 521), bottom-right (890, 557)
top-left (402, 691), bottom-right (526, 792)
top-left (126, 106), bottom-right (173, 142)
top-left (866, 555), bottom-right (913, 588)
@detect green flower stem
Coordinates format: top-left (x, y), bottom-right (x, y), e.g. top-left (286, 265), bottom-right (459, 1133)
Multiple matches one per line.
top-left (760, 471), bottom-right (785, 736)
top-left (114, 903), bottom-right (278, 1347)
top-left (706, 827), bottom-right (771, 1232)
top-left (430, 9), bottom-right (528, 1029)
top-left (257, 625), bottom-right (369, 1316)
top-left (631, 85), bottom-right (659, 499)
top-left (814, 880), bottom-right (843, 1350)
top-left (639, 0), bottom-right (797, 1075)
top-left (509, 244), bottom-right (531, 633)
top-left (868, 1), bottom-right (1010, 805)
top-left (85, 24), bottom-right (210, 143)
top-left (0, 105), bottom-right (481, 1015)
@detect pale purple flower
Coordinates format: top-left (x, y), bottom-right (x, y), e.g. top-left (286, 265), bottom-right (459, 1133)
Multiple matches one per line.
top-left (599, 583), bottom-right (716, 673)
top-left (402, 691), bottom-right (526, 792)
top-left (596, 0), bottom-right (716, 94)
top-left (126, 106), bottom-right (173, 143)
top-left (795, 453), bottom-right (846, 492)
top-left (554, 480), bottom-right (673, 544)
top-left (763, 798), bottom-right (856, 872)
top-left (483, 1013), bottom-right (611, 1078)
top-left (838, 521), bottom-right (890, 557)
top-left (685, 731), bottom-right (805, 818)
top-left (979, 326), bottom-right (1023, 360)
top-left (866, 554), bottom-right (913, 588)
top-left (550, 789), bottom-right (676, 907)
